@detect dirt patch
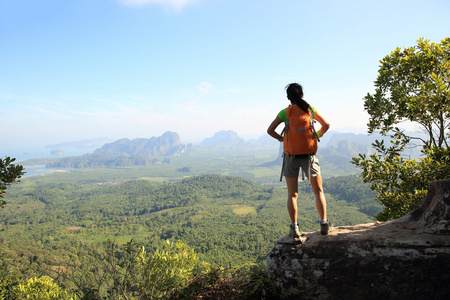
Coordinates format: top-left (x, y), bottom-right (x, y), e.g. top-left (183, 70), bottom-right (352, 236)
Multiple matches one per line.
top-left (231, 205), bottom-right (256, 216)
top-left (66, 226), bottom-right (82, 231)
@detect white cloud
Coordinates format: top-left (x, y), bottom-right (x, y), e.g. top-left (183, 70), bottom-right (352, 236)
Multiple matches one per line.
top-left (118, 0), bottom-right (197, 11)
top-left (198, 82), bottom-right (214, 94)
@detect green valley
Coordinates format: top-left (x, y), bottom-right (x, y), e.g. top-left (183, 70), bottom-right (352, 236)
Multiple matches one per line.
top-left (0, 147), bottom-right (379, 298)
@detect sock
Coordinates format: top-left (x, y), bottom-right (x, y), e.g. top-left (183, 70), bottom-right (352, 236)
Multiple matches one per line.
top-left (291, 222), bottom-right (298, 227)
top-left (321, 219), bottom-right (328, 224)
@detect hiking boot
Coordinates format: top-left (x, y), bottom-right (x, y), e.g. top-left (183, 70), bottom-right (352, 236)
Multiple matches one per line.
top-left (277, 224), bottom-right (307, 245)
top-left (320, 220), bottom-right (331, 235)
top-left (277, 234), bottom-right (307, 245)
top-left (289, 223), bottom-right (302, 238)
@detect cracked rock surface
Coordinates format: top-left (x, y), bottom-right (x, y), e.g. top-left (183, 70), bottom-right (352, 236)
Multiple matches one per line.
top-left (267, 179), bottom-right (450, 300)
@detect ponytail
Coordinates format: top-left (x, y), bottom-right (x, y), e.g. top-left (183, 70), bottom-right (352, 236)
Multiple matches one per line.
top-left (285, 83), bottom-right (311, 113)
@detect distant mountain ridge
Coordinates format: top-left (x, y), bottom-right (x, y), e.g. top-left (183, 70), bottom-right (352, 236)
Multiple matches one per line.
top-left (94, 131), bottom-right (191, 157)
top-left (198, 130), bottom-right (382, 149)
top-left (44, 128), bottom-right (423, 169)
top-left (46, 132), bottom-right (192, 168)
top-left (199, 130), bottom-right (245, 147)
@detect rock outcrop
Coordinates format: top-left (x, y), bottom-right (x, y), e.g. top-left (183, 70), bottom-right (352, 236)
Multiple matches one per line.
top-left (267, 178), bottom-right (450, 299)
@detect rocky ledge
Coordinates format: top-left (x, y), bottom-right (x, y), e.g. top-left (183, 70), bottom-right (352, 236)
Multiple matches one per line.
top-left (267, 178), bottom-right (450, 299)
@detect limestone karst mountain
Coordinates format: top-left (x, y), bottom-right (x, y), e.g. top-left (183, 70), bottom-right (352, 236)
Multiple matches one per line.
top-left (198, 130), bottom-right (245, 147)
top-left (94, 131), bottom-right (190, 157)
top-left (45, 132), bottom-right (192, 168)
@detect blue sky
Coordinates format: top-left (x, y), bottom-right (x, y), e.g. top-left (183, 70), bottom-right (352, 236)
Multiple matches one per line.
top-left (1, 0), bottom-right (449, 150)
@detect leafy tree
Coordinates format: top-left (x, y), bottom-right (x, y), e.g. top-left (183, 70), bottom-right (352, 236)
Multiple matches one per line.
top-left (0, 157), bottom-right (25, 208)
top-left (352, 37), bottom-right (450, 220)
top-left (136, 239), bottom-right (199, 298)
top-left (11, 276), bottom-right (75, 300)
top-left (50, 239), bottom-right (199, 299)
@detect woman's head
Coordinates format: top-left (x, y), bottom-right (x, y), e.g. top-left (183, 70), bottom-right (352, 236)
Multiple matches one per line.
top-left (285, 83), bottom-right (303, 102)
top-left (285, 83), bottom-right (310, 113)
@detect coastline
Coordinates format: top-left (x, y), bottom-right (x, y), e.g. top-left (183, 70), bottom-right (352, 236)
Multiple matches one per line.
top-left (21, 165), bottom-right (70, 178)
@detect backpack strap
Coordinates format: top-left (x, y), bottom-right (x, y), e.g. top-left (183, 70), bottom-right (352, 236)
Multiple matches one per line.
top-left (284, 107), bottom-right (291, 142)
top-left (310, 112), bottom-right (320, 142)
top-left (280, 153), bottom-right (285, 182)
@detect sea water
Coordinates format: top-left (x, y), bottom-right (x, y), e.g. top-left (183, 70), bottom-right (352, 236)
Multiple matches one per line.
top-left (2, 147), bottom-right (85, 177)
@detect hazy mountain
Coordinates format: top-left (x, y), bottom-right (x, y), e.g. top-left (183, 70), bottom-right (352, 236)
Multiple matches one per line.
top-left (325, 132), bottom-right (385, 148)
top-left (248, 130), bottom-right (378, 148)
top-left (94, 131), bottom-right (191, 157)
top-left (199, 130), bottom-right (245, 147)
top-left (258, 133), bottom-right (373, 173)
top-left (247, 134), bottom-right (279, 147)
top-left (46, 132), bottom-right (193, 168)
top-left (42, 128), bottom-right (425, 170)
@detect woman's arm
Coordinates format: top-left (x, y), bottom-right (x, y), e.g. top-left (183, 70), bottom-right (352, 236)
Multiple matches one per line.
top-left (313, 113), bottom-right (330, 137)
top-left (267, 116), bottom-right (284, 141)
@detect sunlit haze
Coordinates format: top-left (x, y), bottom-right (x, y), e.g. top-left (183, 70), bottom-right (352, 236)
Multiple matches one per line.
top-left (1, 0), bottom-right (449, 154)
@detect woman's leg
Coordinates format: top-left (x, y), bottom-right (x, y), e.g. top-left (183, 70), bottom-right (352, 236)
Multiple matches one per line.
top-left (310, 175), bottom-right (327, 220)
top-left (285, 176), bottom-right (299, 224)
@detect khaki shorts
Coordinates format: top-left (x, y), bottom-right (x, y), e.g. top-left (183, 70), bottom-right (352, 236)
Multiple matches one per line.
top-left (283, 154), bottom-right (321, 179)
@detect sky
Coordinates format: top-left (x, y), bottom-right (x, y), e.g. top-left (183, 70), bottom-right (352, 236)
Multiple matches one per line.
top-left (1, 0), bottom-right (450, 152)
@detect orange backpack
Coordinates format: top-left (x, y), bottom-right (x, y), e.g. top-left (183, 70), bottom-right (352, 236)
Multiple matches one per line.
top-left (282, 105), bottom-right (319, 155)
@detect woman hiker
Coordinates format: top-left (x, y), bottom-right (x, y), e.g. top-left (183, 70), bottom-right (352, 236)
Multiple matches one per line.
top-left (267, 83), bottom-right (331, 244)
